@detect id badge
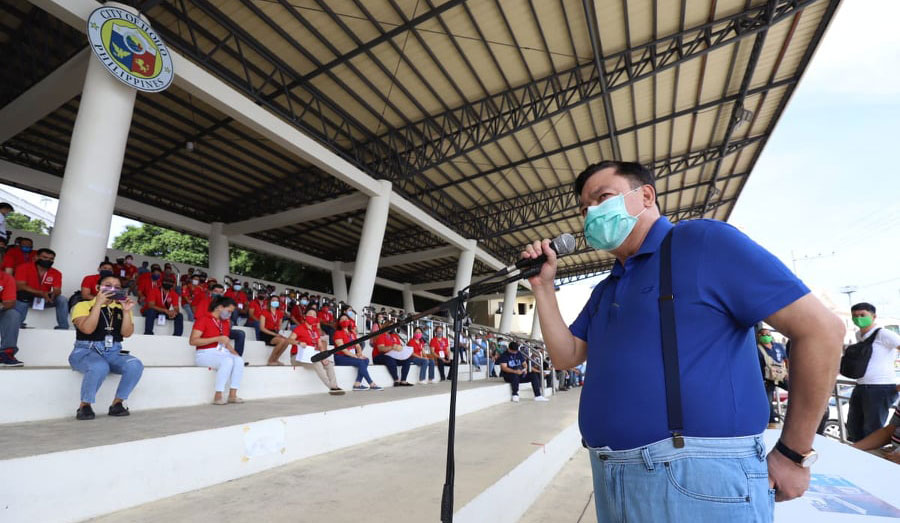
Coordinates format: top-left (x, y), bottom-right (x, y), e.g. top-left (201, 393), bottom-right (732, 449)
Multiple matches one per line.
top-left (216, 342), bottom-right (226, 352)
top-left (32, 297), bottom-right (45, 310)
top-left (238, 303), bottom-right (244, 310)
top-left (104, 335), bottom-right (114, 348)
top-left (156, 314), bottom-right (167, 326)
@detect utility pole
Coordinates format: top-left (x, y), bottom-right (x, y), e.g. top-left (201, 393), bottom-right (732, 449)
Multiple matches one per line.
top-left (791, 250), bottom-right (836, 276)
top-left (839, 285), bottom-right (858, 308)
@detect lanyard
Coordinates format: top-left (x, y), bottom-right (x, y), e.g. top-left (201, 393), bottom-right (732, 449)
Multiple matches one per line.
top-left (100, 306), bottom-right (115, 333)
top-left (211, 317), bottom-right (224, 335)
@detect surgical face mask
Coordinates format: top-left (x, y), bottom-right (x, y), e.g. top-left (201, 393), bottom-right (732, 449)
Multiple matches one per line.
top-left (758, 335), bottom-right (773, 344)
top-left (583, 187), bottom-right (646, 251)
top-left (219, 309), bottom-right (231, 320)
top-left (233, 284), bottom-right (242, 291)
top-left (300, 298), bottom-right (309, 306)
top-left (21, 246), bottom-right (32, 253)
top-left (347, 310), bottom-right (355, 319)
top-left (192, 279), bottom-right (200, 285)
top-left (852, 316), bottom-right (874, 328)
top-left (151, 273), bottom-right (161, 281)
top-left (270, 300), bottom-right (280, 309)
top-left (414, 332), bottom-right (423, 340)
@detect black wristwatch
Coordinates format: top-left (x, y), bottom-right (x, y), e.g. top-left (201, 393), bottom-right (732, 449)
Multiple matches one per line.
top-left (775, 439), bottom-right (818, 468)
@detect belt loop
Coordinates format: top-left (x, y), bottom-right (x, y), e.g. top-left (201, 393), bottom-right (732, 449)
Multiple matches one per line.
top-left (755, 437), bottom-right (766, 461)
top-left (640, 447), bottom-right (654, 471)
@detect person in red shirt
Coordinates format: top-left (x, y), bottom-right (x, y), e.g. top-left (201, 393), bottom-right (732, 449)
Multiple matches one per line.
top-left (332, 312), bottom-right (381, 391)
top-left (260, 296), bottom-right (289, 364)
top-left (284, 306), bottom-right (344, 395)
top-left (246, 292), bottom-right (268, 339)
top-left (408, 326), bottom-right (435, 384)
top-left (224, 280), bottom-right (249, 324)
top-left (136, 264), bottom-right (162, 304)
top-left (122, 255), bottom-right (138, 281)
top-left (81, 261), bottom-right (115, 300)
top-left (430, 325), bottom-right (452, 382)
top-left (142, 274), bottom-right (183, 336)
top-left (373, 325), bottom-right (413, 387)
top-left (2, 237), bottom-right (34, 274)
top-left (189, 295), bottom-right (244, 405)
top-left (318, 303), bottom-right (336, 337)
top-left (289, 299), bottom-right (306, 328)
top-left (0, 241), bottom-right (24, 366)
top-left (14, 248), bottom-right (68, 329)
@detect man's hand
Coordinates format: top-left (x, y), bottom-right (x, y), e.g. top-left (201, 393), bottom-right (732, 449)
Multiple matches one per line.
top-left (167, 309), bottom-right (177, 319)
top-left (522, 239), bottom-right (557, 289)
top-left (767, 449), bottom-right (810, 501)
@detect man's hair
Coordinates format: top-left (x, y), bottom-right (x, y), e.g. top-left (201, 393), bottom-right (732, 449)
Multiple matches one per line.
top-left (209, 283), bottom-right (225, 292)
top-left (20, 237), bottom-right (32, 245)
top-left (37, 248), bottom-right (55, 257)
top-left (125, 254), bottom-right (133, 259)
top-left (0, 203), bottom-right (13, 212)
top-left (151, 266), bottom-right (162, 273)
top-left (573, 161), bottom-right (656, 201)
top-left (851, 302), bottom-right (876, 314)
top-left (209, 295), bottom-right (237, 312)
top-left (99, 275), bottom-right (122, 286)
top-left (508, 341), bottom-right (519, 351)
top-left (98, 261), bottom-right (114, 269)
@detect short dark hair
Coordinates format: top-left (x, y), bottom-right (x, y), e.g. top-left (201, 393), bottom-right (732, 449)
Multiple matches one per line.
top-left (37, 248), bottom-right (55, 257)
top-left (99, 261), bottom-right (114, 269)
top-left (508, 341), bottom-right (519, 351)
top-left (19, 237), bottom-right (33, 245)
top-left (0, 203), bottom-right (13, 212)
top-left (573, 161), bottom-right (656, 201)
top-left (851, 302), bottom-right (876, 314)
top-left (209, 283), bottom-right (224, 292)
top-left (209, 295), bottom-right (236, 312)
top-left (99, 275), bottom-right (122, 286)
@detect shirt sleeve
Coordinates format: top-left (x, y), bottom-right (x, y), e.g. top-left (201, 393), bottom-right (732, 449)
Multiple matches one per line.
top-left (569, 279), bottom-right (609, 341)
top-left (71, 300), bottom-right (93, 320)
top-left (699, 222), bottom-right (809, 328)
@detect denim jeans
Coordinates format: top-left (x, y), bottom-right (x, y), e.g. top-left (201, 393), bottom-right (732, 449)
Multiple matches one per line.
top-left (847, 384), bottom-right (900, 442)
top-left (68, 340), bottom-right (144, 404)
top-left (587, 434), bottom-right (773, 523)
top-left (15, 295), bottom-right (69, 329)
top-left (335, 353), bottom-right (374, 385)
top-left (0, 307), bottom-right (22, 350)
top-left (182, 303), bottom-right (195, 322)
top-left (373, 353), bottom-right (411, 382)
top-left (502, 371), bottom-right (541, 396)
top-left (144, 309), bottom-right (183, 336)
top-left (230, 328), bottom-right (245, 356)
top-left (412, 356), bottom-right (434, 381)
top-left (245, 318), bottom-right (260, 340)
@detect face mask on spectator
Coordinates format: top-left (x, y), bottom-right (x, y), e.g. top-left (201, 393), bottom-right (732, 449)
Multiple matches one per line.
top-left (306, 316), bottom-right (319, 326)
top-left (339, 319), bottom-right (351, 328)
top-left (347, 310), bottom-right (355, 319)
top-left (414, 332), bottom-right (423, 340)
top-left (234, 284), bottom-right (242, 291)
top-left (212, 291), bottom-right (224, 298)
top-left (151, 273), bottom-right (161, 281)
top-left (270, 300), bottom-right (280, 309)
top-left (300, 298), bottom-right (309, 306)
top-left (192, 279), bottom-right (199, 285)
top-left (36, 259), bottom-right (54, 268)
top-left (219, 309), bottom-right (231, 320)
top-left (21, 246), bottom-right (32, 253)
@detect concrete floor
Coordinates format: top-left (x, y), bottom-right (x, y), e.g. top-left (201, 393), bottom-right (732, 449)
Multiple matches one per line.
top-left (86, 389), bottom-right (582, 523)
top-left (520, 448), bottom-right (595, 523)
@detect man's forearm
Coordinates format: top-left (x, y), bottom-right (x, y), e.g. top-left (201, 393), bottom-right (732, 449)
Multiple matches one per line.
top-left (533, 285), bottom-right (580, 369)
top-left (852, 425), bottom-right (892, 451)
top-left (780, 334), bottom-right (841, 452)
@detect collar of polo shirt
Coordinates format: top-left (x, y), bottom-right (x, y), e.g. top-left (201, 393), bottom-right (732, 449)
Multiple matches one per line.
top-left (611, 217), bottom-right (674, 276)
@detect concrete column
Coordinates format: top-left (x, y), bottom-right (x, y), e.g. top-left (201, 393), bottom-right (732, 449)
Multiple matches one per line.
top-left (331, 262), bottom-right (348, 302)
top-left (348, 181), bottom-right (392, 321)
top-left (208, 222), bottom-right (229, 281)
top-left (402, 284), bottom-right (415, 313)
top-left (452, 239), bottom-right (478, 296)
top-left (498, 282), bottom-right (518, 333)
top-left (531, 307), bottom-right (543, 340)
top-left (49, 33), bottom-right (137, 294)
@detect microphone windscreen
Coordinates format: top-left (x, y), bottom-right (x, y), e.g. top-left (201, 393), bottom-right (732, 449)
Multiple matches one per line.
top-left (552, 233), bottom-right (576, 255)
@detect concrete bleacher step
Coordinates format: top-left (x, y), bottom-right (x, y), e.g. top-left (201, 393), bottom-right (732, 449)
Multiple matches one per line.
top-left (84, 389), bottom-right (581, 523)
top-left (0, 382), bottom-right (571, 523)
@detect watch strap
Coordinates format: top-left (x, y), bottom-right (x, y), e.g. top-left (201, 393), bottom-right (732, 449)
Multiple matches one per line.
top-left (775, 439), bottom-right (805, 465)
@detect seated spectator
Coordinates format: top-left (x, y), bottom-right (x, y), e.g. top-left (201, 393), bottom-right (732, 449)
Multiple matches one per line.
top-left (122, 254), bottom-right (138, 281)
top-left (0, 242), bottom-right (24, 366)
top-left (0, 202), bottom-right (12, 241)
top-left (318, 302), bottom-right (336, 337)
top-left (14, 248), bottom-right (68, 329)
top-left (136, 263), bottom-right (161, 303)
top-left (3, 236), bottom-right (33, 274)
top-left (373, 325), bottom-right (413, 387)
top-left (245, 291), bottom-right (268, 339)
top-left (288, 298), bottom-right (306, 329)
top-left (498, 342), bottom-right (547, 402)
top-left (332, 313), bottom-right (381, 391)
top-left (190, 295), bottom-right (244, 405)
top-left (137, 260), bottom-right (150, 275)
top-left (259, 296), bottom-right (289, 365)
top-left (69, 274), bottom-right (144, 420)
top-left (141, 273), bottom-right (183, 336)
top-left (179, 267), bottom-right (195, 287)
top-left (471, 336), bottom-right (486, 371)
top-left (205, 283), bottom-right (246, 363)
top-left (430, 326), bottom-right (452, 381)
top-left (224, 280), bottom-right (249, 325)
top-left (81, 261), bottom-right (115, 301)
top-left (284, 306), bottom-right (344, 395)
top-left (852, 401), bottom-right (900, 463)
top-left (408, 326), bottom-right (435, 384)
top-left (113, 257), bottom-right (127, 280)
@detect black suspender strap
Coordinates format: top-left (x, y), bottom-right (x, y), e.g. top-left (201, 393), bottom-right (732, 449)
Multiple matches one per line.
top-left (658, 229), bottom-right (685, 448)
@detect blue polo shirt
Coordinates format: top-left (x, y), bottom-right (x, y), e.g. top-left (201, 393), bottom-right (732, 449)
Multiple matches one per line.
top-left (570, 217), bottom-right (809, 450)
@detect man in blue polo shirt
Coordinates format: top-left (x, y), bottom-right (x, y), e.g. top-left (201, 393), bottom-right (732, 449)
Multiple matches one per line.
top-left (522, 161), bottom-right (844, 522)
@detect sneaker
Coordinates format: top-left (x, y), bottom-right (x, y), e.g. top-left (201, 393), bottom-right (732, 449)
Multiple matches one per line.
top-left (534, 396), bottom-right (550, 402)
top-left (511, 395), bottom-right (520, 403)
top-left (352, 385), bottom-right (369, 391)
top-left (369, 385), bottom-right (384, 391)
top-left (329, 388), bottom-right (346, 396)
top-left (0, 350), bottom-right (23, 367)
top-left (76, 405), bottom-right (95, 420)
top-left (398, 381), bottom-right (414, 387)
top-left (108, 402), bottom-right (130, 416)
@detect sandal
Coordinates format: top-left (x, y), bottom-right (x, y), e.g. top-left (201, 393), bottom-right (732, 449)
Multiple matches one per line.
top-left (213, 398), bottom-right (227, 405)
top-left (228, 397), bottom-right (245, 404)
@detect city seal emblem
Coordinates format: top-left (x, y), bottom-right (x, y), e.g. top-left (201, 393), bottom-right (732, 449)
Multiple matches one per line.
top-left (86, 6), bottom-right (174, 93)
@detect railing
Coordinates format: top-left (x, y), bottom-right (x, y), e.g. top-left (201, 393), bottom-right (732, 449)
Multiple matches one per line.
top-left (830, 378), bottom-right (856, 443)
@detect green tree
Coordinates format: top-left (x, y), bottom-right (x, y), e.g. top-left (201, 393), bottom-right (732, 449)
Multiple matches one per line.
top-left (5, 212), bottom-right (49, 234)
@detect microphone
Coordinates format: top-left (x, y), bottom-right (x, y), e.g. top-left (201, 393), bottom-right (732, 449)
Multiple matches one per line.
top-left (495, 233), bottom-right (576, 277)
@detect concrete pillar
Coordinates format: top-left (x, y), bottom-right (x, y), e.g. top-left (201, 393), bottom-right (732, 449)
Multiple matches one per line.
top-left (331, 262), bottom-right (348, 302)
top-left (348, 181), bottom-right (392, 321)
top-left (208, 222), bottom-right (229, 281)
top-left (402, 284), bottom-right (415, 313)
top-left (531, 307), bottom-right (543, 340)
top-left (452, 239), bottom-right (478, 296)
top-left (49, 30), bottom-right (137, 294)
top-left (498, 282), bottom-right (517, 333)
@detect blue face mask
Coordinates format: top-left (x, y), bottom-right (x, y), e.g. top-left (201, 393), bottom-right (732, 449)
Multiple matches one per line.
top-left (20, 246), bottom-right (32, 253)
top-left (300, 299), bottom-right (309, 306)
top-left (233, 284), bottom-right (242, 291)
top-left (151, 273), bottom-right (161, 281)
top-left (583, 187), bottom-right (646, 251)
top-left (347, 310), bottom-right (355, 319)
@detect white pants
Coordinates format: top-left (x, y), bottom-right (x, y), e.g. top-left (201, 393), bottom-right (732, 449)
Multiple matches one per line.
top-left (196, 349), bottom-right (244, 392)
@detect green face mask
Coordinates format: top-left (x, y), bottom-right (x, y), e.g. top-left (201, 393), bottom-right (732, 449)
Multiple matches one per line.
top-left (852, 316), bottom-right (874, 328)
top-left (758, 335), bottom-right (773, 344)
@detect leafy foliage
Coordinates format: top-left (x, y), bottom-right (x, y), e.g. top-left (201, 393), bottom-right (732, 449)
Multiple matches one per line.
top-left (6, 212), bottom-right (49, 234)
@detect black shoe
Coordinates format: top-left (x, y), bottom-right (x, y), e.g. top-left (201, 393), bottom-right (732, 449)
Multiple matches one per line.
top-left (76, 405), bottom-right (95, 420)
top-left (398, 381), bottom-right (414, 387)
top-left (0, 350), bottom-right (23, 367)
top-left (328, 388), bottom-right (346, 396)
top-left (108, 402), bottom-right (130, 416)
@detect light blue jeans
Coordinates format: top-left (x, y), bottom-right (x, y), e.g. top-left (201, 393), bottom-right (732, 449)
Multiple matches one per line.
top-left (15, 295), bottom-right (69, 329)
top-left (587, 434), bottom-right (774, 523)
top-left (68, 340), bottom-right (144, 404)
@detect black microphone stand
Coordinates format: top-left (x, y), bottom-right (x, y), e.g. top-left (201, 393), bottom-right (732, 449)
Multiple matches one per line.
top-left (310, 266), bottom-right (539, 522)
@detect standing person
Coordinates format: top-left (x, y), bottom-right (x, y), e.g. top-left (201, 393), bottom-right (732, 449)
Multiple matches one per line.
top-left (0, 202), bottom-right (12, 241)
top-left (522, 161), bottom-right (844, 520)
top-left (758, 327), bottom-right (789, 428)
top-left (14, 248), bottom-right (68, 329)
top-left (286, 307), bottom-right (345, 395)
top-left (0, 242), bottom-right (24, 366)
top-left (430, 325), bottom-right (452, 381)
top-left (373, 325), bottom-right (414, 387)
top-left (189, 296), bottom-right (244, 405)
top-left (847, 302), bottom-right (900, 442)
top-left (408, 326), bottom-right (435, 384)
top-left (497, 341), bottom-right (547, 402)
top-left (68, 274), bottom-right (144, 420)
top-left (332, 313), bottom-right (382, 391)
